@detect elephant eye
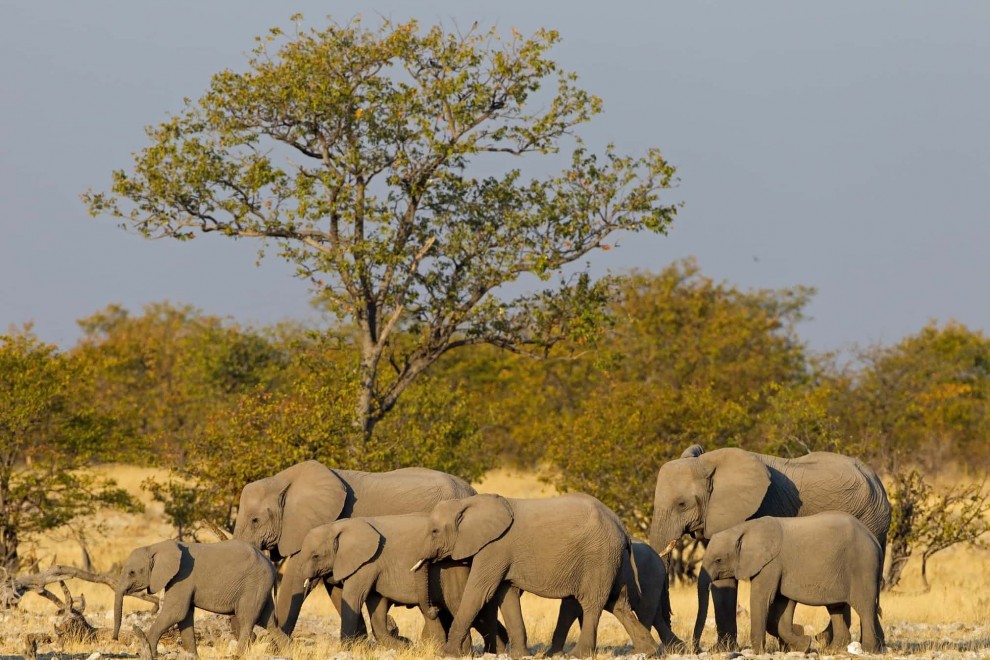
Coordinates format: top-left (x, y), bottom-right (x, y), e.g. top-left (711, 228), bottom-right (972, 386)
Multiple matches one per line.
top-left (431, 528), bottom-right (439, 536)
top-left (128, 570), bottom-right (135, 576)
top-left (677, 500), bottom-right (688, 509)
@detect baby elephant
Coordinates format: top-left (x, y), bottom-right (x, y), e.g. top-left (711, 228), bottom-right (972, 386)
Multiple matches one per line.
top-left (298, 515), bottom-right (508, 652)
top-left (703, 511), bottom-right (885, 653)
top-left (550, 540), bottom-right (682, 654)
top-left (114, 539), bottom-right (286, 659)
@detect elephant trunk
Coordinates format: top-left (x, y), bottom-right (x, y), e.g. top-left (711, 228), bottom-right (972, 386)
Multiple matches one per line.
top-left (649, 516), bottom-right (681, 559)
top-left (113, 581), bottom-right (126, 640)
top-left (416, 561), bottom-right (439, 620)
top-left (275, 554), bottom-right (305, 635)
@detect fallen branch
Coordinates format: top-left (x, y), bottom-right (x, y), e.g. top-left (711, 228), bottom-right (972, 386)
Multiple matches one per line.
top-left (1, 564), bottom-right (159, 610)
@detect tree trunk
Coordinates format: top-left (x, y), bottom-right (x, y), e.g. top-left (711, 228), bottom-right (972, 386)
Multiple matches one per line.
top-left (920, 553), bottom-right (931, 592)
top-left (883, 540), bottom-right (910, 590)
top-left (2, 526), bottom-right (18, 573)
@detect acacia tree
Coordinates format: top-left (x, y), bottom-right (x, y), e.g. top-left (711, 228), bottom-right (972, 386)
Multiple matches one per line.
top-left (85, 17), bottom-right (678, 441)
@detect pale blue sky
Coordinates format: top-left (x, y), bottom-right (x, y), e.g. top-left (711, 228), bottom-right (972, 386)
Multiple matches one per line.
top-left (2, 2), bottom-right (987, 353)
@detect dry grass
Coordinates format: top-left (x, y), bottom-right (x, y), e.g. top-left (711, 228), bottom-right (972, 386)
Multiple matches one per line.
top-left (2, 466), bottom-right (988, 658)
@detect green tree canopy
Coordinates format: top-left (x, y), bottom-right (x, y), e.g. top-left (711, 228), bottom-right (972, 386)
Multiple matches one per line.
top-left (72, 302), bottom-right (283, 462)
top-left (84, 16), bottom-right (678, 440)
top-left (842, 321), bottom-right (990, 472)
top-left (0, 331), bottom-right (139, 571)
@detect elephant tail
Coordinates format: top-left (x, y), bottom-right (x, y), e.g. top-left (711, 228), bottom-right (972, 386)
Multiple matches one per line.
top-left (621, 539), bottom-right (648, 617)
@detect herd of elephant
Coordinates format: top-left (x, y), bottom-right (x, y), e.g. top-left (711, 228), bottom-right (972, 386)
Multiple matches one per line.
top-left (112, 445), bottom-right (891, 658)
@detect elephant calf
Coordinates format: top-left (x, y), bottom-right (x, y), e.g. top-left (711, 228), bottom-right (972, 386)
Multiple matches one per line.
top-left (703, 512), bottom-right (885, 654)
top-left (550, 540), bottom-right (681, 654)
top-left (297, 514), bottom-right (508, 652)
top-left (114, 539), bottom-right (286, 659)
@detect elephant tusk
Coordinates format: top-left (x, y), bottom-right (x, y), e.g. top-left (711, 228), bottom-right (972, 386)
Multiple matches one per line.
top-left (660, 539), bottom-right (678, 557)
top-left (302, 578), bottom-right (310, 592)
top-left (410, 558), bottom-right (425, 572)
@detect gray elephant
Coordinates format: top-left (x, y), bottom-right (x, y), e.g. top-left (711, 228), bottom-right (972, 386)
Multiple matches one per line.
top-left (413, 493), bottom-right (661, 658)
top-left (649, 444), bottom-right (890, 650)
top-left (550, 539), bottom-right (681, 654)
top-left (232, 460), bottom-right (475, 634)
top-left (113, 539), bottom-right (286, 659)
top-left (703, 512), bottom-right (885, 653)
top-left (297, 515), bottom-right (509, 652)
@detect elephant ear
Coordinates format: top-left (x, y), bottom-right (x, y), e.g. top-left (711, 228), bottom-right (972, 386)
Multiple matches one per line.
top-left (681, 444), bottom-right (705, 458)
top-left (702, 448), bottom-right (771, 538)
top-left (333, 519), bottom-right (382, 581)
top-left (451, 495), bottom-right (513, 561)
top-left (737, 519), bottom-right (781, 579)
top-left (278, 461), bottom-right (348, 558)
top-left (149, 540), bottom-right (183, 594)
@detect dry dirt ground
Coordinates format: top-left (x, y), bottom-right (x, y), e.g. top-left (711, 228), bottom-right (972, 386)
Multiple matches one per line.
top-left (1, 466), bottom-right (987, 659)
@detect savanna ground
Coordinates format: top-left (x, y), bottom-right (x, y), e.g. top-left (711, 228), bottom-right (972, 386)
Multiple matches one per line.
top-left (2, 467), bottom-right (988, 659)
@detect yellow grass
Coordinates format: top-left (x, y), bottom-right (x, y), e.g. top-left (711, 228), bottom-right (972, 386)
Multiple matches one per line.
top-left (2, 466), bottom-right (988, 657)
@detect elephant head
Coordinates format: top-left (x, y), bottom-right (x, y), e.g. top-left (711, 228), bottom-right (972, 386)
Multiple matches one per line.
top-left (648, 445), bottom-right (771, 556)
top-left (298, 519), bottom-right (383, 589)
top-left (233, 460), bottom-right (348, 559)
top-left (703, 519), bottom-right (781, 584)
top-left (414, 494), bottom-right (513, 567)
top-left (114, 540), bottom-right (183, 640)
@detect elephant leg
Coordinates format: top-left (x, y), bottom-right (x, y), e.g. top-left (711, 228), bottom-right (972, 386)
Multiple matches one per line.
top-left (177, 608), bottom-right (198, 657)
top-left (422, 608), bottom-right (453, 647)
top-left (852, 593), bottom-right (884, 653)
top-left (493, 582), bottom-right (528, 658)
top-left (653, 571), bottom-right (682, 650)
top-left (257, 596), bottom-right (289, 652)
top-left (569, 592), bottom-right (608, 659)
top-left (339, 580), bottom-right (372, 643)
top-left (823, 603), bottom-right (851, 648)
top-left (609, 581), bottom-right (661, 657)
top-left (145, 593), bottom-right (193, 660)
top-left (772, 597), bottom-right (811, 652)
top-left (711, 577), bottom-right (740, 650)
top-left (443, 569), bottom-right (507, 657)
top-left (367, 594), bottom-right (407, 649)
top-left (234, 608), bottom-right (258, 657)
top-left (325, 581), bottom-right (369, 639)
top-left (691, 567), bottom-right (711, 652)
top-left (652, 606), bottom-right (682, 650)
top-left (550, 597), bottom-right (581, 655)
top-left (475, 585), bottom-right (509, 654)
top-left (747, 576), bottom-right (775, 654)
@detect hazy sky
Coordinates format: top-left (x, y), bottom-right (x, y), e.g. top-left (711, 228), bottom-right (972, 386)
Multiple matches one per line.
top-left (2, 2), bottom-right (987, 354)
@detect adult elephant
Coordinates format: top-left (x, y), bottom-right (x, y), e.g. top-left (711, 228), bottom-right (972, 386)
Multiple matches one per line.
top-left (232, 460), bottom-right (476, 635)
top-left (648, 445), bottom-right (890, 651)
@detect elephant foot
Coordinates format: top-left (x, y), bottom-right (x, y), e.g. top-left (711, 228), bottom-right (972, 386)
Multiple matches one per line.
top-left (667, 632), bottom-right (688, 651)
top-left (817, 628), bottom-right (850, 649)
top-left (714, 633), bottom-right (740, 652)
top-left (633, 642), bottom-right (663, 657)
top-left (441, 641), bottom-right (470, 657)
top-left (131, 626), bottom-right (154, 660)
top-left (784, 634), bottom-right (813, 653)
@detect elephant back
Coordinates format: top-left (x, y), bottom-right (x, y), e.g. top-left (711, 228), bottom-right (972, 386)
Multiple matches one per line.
top-left (761, 451), bottom-right (891, 546)
top-left (336, 467), bottom-right (477, 518)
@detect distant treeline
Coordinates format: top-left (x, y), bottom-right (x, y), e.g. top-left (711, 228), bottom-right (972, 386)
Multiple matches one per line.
top-left (2, 259), bottom-right (988, 551)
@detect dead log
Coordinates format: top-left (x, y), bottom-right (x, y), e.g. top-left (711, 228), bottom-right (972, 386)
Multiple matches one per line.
top-left (1, 564), bottom-right (159, 611)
